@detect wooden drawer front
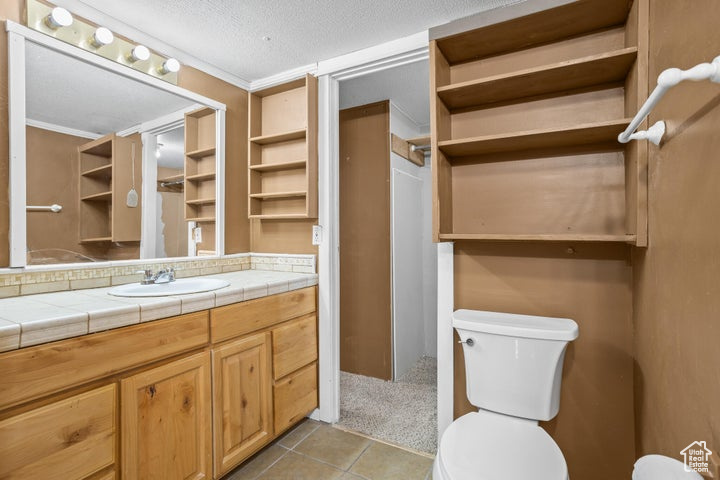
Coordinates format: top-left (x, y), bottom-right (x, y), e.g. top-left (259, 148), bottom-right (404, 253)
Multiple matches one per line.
top-left (0, 384), bottom-right (116, 480)
top-left (212, 332), bottom-right (273, 477)
top-left (211, 286), bottom-right (316, 343)
top-left (0, 311), bottom-right (209, 410)
top-left (272, 314), bottom-right (318, 380)
top-left (121, 351), bottom-right (212, 480)
top-left (273, 362), bottom-right (318, 434)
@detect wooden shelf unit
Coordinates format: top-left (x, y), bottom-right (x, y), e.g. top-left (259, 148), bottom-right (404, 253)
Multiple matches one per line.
top-left (184, 107), bottom-right (217, 225)
top-left (248, 74), bottom-right (318, 219)
top-left (78, 133), bottom-right (141, 243)
top-left (430, 0), bottom-right (648, 245)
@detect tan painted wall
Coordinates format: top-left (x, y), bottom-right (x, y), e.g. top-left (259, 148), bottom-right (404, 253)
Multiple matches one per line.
top-left (633, 0), bottom-right (720, 461)
top-left (453, 242), bottom-right (635, 479)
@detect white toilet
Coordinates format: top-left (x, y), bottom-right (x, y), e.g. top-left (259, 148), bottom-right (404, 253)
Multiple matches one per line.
top-left (434, 309), bottom-right (579, 480)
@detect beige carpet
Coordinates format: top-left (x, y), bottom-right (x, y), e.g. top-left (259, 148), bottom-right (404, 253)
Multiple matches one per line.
top-left (338, 356), bottom-right (437, 454)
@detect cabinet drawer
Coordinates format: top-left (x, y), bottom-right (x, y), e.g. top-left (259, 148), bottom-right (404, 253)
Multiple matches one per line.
top-left (0, 384), bottom-right (116, 480)
top-left (211, 286), bottom-right (316, 343)
top-left (273, 362), bottom-right (318, 434)
top-left (272, 313), bottom-right (317, 380)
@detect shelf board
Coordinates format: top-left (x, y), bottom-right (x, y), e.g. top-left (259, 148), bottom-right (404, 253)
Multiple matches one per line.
top-left (186, 216), bottom-right (216, 222)
top-left (435, 0), bottom-right (633, 64)
top-left (437, 47), bottom-right (638, 110)
top-left (438, 233), bottom-right (638, 243)
top-left (186, 172), bottom-right (216, 182)
top-left (158, 174), bottom-right (184, 183)
top-left (249, 191), bottom-right (307, 200)
top-left (81, 191), bottom-right (112, 202)
top-left (249, 160), bottom-right (307, 172)
top-left (186, 146), bottom-right (216, 158)
top-left (438, 118), bottom-right (631, 159)
top-left (79, 134), bottom-right (113, 157)
top-left (186, 106), bottom-right (215, 119)
top-left (81, 164), bottom-right (112, 178)
top-left (80, 236), bottom-right (112, 243)
top-left (249, 128), bottom-right (306, 145)
top-left (185, 197), bottom-right (216, 205)
top-left (248, 214), bottom-right (308, 220)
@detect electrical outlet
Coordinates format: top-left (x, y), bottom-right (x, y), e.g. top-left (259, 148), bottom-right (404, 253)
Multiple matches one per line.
top-left (312, 225), bottom-right (322, 245)
top-left (193, 226), bottom-right (202, 243)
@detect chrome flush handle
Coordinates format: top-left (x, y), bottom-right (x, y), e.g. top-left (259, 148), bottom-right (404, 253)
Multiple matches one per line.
top-left (458, 338), bottom-right (475, 347)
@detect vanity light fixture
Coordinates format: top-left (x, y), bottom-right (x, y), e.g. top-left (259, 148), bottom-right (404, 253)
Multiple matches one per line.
top-left (159, 58), bottom-right (180, 75)
top-left (90, 27), bottom-right (113, 48)
top-left (44, 6), bottom-right (72, 29)
top-left (128, 45), bottom-right (150, 63)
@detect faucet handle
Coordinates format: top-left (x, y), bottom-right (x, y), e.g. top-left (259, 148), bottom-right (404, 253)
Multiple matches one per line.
top-left (136, 269), bottom-right (154, 284)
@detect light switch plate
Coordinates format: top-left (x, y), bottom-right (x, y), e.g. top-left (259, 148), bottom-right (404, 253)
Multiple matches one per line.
top-left (312, 225), bottom-right (322, 245)
top-left (193, 227), bottom-right (202, 243)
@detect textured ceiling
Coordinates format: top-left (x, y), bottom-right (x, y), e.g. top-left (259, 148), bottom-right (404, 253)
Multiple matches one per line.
top-left (340, 60), bottom-right (429, 128)
top-left (80, 0), bottom-right (522, 81)
top-left (26, 42), bottom-right (196, 135)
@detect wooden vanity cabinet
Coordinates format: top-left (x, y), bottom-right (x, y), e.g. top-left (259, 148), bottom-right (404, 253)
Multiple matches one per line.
top-left (120, 351), bottom-right (212, 480)
top-left (212, 332), bottom-right (273, 477)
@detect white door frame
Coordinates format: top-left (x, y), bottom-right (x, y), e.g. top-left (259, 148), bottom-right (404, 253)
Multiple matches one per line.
top-left (314, 31), bottom-right (431, 424)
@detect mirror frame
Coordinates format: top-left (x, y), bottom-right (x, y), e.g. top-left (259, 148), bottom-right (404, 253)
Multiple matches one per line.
top-left (6, 20), bottom-right (227, 268)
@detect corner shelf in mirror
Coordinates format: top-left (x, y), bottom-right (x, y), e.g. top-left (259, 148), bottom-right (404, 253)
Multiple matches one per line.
top-left (249, 128), bottom-right (306, 145)
top-left (185, 197), bottom-right (216, 205)
top-left (248, 160), bottom-right (307, 172)
top-left (438, 233), bottom-right (638, 243)
top-left (186, 216), bottom-right (216, 223)
top-left (249, 191), bottom-right (307, 199)
top-left (81, 164), bottom-right (112, 178)
top-left (79, 236), bottom-right (112, 244)
top-left (184, 106), bottom-right (218, 244)
top-left (186, 172), bottom-right (216, 182)
top-left (186, 146), bottom-right (216, 158)
top-left (81, 191), bottom-right (112, 202)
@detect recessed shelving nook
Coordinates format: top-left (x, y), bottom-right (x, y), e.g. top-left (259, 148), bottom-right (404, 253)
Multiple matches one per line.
top-left (184, 107), bottom-right (217, 223)
top-left (430, 0), bottom-right (648, 245)
top-left (78, 133), bottom-right (141, 243)
top-left (248, 74), bottom-right (318, 219)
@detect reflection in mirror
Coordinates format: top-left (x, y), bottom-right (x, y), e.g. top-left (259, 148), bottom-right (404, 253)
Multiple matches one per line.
top-left (24, 41), bottom-right (219, 265)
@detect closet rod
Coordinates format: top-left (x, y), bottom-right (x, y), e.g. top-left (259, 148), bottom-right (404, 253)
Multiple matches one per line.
top-left (619, 55), bottom-right (720, 145)
top-left (27, 204), bottom-right (62, 213)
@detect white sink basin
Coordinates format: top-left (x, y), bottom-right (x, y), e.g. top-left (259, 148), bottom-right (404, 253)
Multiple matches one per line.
top-left (108, 278), bottom-right (230, 297)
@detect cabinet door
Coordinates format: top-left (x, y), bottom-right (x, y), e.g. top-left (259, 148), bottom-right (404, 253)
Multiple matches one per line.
top-left (212, 332), bottom-right (273, 477)
top-left (0, 384), bottom-right (116, 480)
top-left (121, 351), bottom-right (212, 480)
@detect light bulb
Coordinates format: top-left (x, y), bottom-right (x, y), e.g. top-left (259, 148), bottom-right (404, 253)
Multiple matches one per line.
top-left (128, 45), bottom-right (150, 63)
top-left (90, 27), bottom-right (114, 48)
top-left (45, 7), bottom-right (73, 29)
top-left (159, 58), bottom-right (180, 74)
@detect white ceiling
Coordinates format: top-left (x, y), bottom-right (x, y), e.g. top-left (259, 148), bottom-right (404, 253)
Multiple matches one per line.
top-left (79, 0), bottom-right (522, 82)
top-left (26, 41), bottom-right (197, 135)
top-left (340, 60), bottom-right (429, 128)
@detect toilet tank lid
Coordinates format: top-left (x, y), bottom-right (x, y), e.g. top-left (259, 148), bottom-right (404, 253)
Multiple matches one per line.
top-left (452, 309), bottom-right (579, 341)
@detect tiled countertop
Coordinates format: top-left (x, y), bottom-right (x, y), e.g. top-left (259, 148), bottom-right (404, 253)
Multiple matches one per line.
top-left (0, 270), bottom-right (318, 352)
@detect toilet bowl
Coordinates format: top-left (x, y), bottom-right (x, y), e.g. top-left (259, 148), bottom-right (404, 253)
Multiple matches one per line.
top-left (633, 455), bottom-right (704, 480)
top-left (434, 309), bottom-right (579, 480)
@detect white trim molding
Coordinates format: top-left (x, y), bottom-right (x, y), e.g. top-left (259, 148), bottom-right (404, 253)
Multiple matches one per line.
top-left (8, 30), bottom-right (26, 268)
top-left (250, 62), bottom-right (319, 92)
top-left (437, 242), bottom-right (455, 438)
top-left (26, 118), bottom-right (100, 140)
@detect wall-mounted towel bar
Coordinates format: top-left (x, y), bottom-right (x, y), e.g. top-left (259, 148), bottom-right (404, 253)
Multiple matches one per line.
top-left (619, 55), bottom-right (720, 145)
top-left (27, 204), bottom-right (62, 213)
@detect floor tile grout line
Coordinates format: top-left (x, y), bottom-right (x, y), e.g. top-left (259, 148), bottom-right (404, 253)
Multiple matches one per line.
top-left (246, 446), bottom-right (290, 480)
top-left (344, 440), bottom-right (375, 478)
top-left (286, 422), bottom-right (322, 450)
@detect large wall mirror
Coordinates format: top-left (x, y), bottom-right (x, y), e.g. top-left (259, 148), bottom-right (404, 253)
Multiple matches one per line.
top-left (7, 22), bottom-right (226, 267)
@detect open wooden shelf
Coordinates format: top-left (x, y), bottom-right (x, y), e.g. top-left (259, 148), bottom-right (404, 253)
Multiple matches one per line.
top-left (79, 236), bottom-right (112, 243)
top-left (437, 48), bottom-right (638, 110)
top-left (186, 172), bottom-right (216, 182)
top-left (438, 118), bottom-right (631, 158)
top-left (249, 191), bottom-right (306, 199)
top-left (186, 146), bottom-right (216, 158)
top-left (248, 74), bottom-right (318, 219)
top-left (79, 136), bottom-right (113, 156)
top-left (248, 214), bottom-right (309, 220)
top-left (81, 191), bottom-right (112, 202)
top-left (186, 216), bottom-right (216, 223)
top-left (185, 197), bottom-right (216, 205)
top-left (435, 0), bottom-right (634, 64)
top-left (81, 164), bottom-right (112, 178)
top-left (249, 128), bottom-right (306, 145)
top-left (438, 233), bottom-right (638, 243)
top-left (248, 160), bottom-right (307, 172)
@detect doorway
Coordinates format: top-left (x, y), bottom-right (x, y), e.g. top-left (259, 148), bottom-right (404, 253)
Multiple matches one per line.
top-left (336, 61), bottom-right (437, 453)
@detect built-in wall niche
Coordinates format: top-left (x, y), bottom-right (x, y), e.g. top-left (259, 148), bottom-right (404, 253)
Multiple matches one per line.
top-left (9, 21), bottom-right (226, 267)
top-left (430, 0), bottom-right (648, 246)
top-left (248, 74), bottom-right (318, 219)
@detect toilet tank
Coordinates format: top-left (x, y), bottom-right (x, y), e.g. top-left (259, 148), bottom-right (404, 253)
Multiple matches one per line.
top-left (453, 310), bottom-right (579, 421)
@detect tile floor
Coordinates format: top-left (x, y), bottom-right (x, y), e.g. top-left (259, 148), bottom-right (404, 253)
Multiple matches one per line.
top-left (223, 419), bottom-right (435, 480)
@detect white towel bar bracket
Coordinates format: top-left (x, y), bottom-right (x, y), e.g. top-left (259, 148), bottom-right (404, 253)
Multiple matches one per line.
top-left (619, 55), bottom-right (720, 145)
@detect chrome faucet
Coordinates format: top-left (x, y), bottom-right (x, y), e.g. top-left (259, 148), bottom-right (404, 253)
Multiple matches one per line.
top-left (136, 267), bottom-right (176, 285)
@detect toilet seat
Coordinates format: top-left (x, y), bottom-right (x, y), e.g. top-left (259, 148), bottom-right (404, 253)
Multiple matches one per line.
top-left (435, 411), bottom-right (568, 480)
